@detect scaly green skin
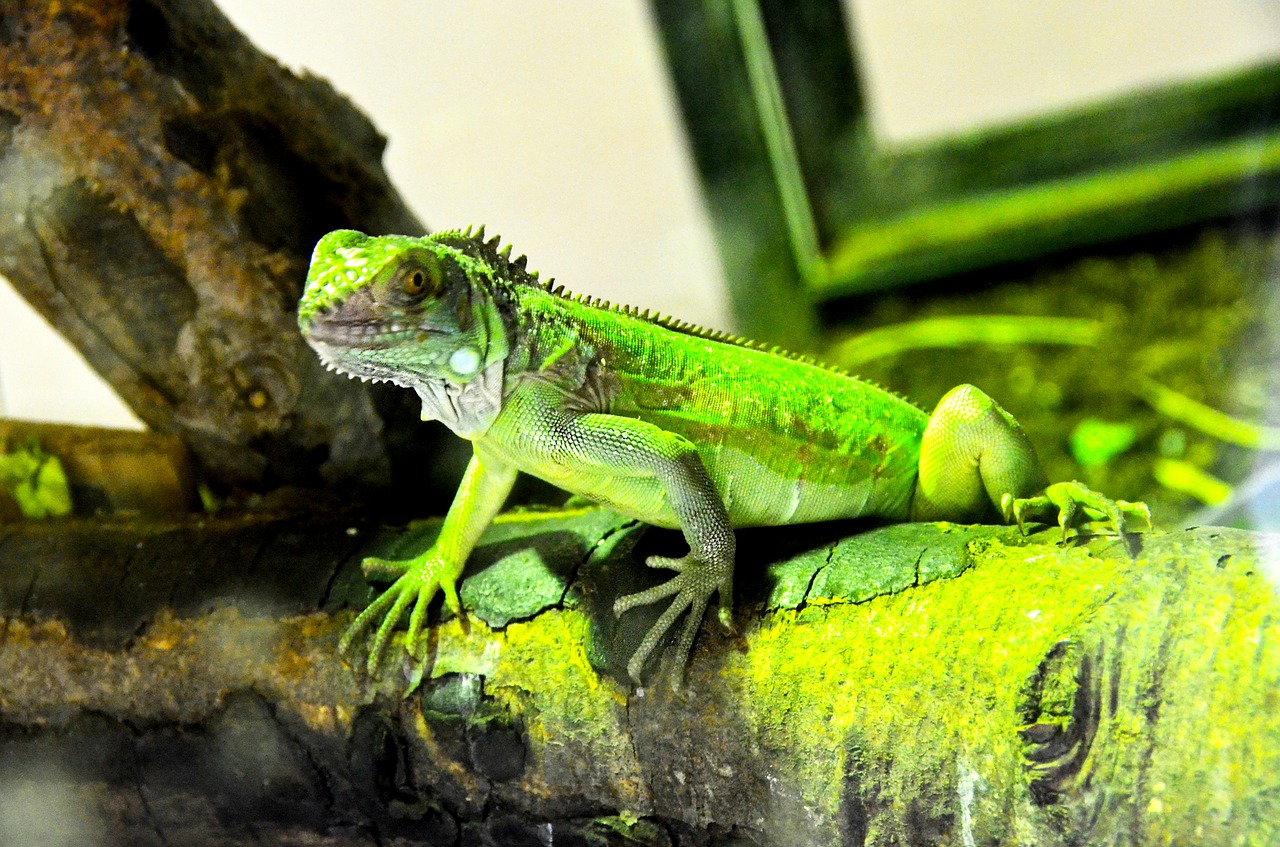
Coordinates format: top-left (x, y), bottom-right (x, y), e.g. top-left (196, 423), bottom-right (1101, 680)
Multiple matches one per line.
top-left (299, 228), bottom-right (1149, 683)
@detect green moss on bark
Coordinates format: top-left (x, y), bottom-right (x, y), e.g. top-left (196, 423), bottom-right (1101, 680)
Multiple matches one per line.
top-left (398, 509), bottom-right (1280, 844)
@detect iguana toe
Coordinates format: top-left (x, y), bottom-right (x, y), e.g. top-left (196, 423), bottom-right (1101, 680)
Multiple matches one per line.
top-left (1006, 480), bottom-right (1150, 543)
top-left (615, 553), bottom-right (732, 685)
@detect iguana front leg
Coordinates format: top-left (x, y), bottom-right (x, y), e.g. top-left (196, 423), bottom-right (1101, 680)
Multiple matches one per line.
top-left (604, 439), bottom-right (735, 684)
top-left (911, 384), bottom-right (1149, 536)
top-left (572, 416), bottom-right (734, 683)
top-left (502, 382), bottom-right (735, 683)
top-left (340, 450), bottom-right (517, 674)
top-left (586, 422), bottom-right (737, 685)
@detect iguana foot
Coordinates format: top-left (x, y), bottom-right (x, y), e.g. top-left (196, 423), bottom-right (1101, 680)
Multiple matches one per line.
top-left (339, 550), bottom-right (463, 675)
top-left (613, 553), bottom-right (734, 685)
top-left (1001, 481), bottom-right (1150, 543)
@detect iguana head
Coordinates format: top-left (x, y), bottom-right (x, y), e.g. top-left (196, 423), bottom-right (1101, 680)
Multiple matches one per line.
top-left (298, 230), bottom-right (509, 390)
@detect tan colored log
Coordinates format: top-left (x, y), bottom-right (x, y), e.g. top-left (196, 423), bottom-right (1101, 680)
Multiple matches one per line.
top-left (0, 419), bottom-right (197, 517)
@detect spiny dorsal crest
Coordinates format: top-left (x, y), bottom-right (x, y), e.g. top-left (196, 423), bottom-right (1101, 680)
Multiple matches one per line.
top-left (433, 226), bottom-right (551, 292)
top-left (439, 228), bottom-right (880, 384)
top-left (549, 272), bottom-right (853, 375)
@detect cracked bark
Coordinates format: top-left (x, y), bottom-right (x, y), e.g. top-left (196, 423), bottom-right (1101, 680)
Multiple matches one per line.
top-left (0, 0), bottom-right (449, 498)
top-left (0, 509), bottom-right (1277, 846)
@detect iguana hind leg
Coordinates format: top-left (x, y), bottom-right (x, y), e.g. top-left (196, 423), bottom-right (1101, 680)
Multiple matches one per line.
top-left (910, 384), bottom-right (1147, 538)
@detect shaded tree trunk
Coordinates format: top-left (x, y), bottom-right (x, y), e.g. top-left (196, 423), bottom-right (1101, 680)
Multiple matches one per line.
top-left (0, 0), bottom-right (438, 495)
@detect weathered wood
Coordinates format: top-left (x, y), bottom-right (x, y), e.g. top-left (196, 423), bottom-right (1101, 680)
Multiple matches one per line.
top-left (0, 508), bottom-right (1276, 846)
top-left (0, 419), bottom-right (198, 517)
top-left (0, 0), bottom-right (441, 495)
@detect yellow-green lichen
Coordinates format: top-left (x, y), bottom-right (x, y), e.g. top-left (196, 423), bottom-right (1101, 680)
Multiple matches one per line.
top-left (718, 528), bottom-right (1280, 844)
top-left (427, 608), bottom-right (644, 807)
top-left (730, 536), bottom-right (1122, 841)
top-left (380, 516), bottom-right (1279, 843)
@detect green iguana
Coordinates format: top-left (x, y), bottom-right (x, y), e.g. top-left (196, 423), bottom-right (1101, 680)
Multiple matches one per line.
top-left (298, 228), bottom-right (1148, 682)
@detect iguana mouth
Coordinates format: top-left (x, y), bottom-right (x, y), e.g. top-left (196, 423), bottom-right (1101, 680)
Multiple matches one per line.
top-left (305, 336), bottom-right (413, 387)
top-left (301, 315), bottom-right (414, 349)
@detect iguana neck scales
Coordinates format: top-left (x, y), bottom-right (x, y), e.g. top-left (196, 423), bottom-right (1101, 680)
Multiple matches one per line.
top-left (299, 228), bottom-right (1147, 683)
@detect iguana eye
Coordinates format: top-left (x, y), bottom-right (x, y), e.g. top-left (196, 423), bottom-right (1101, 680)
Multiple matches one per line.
top-left (404, 270), bottom-right (426, 296)
top-left (399, 254), bottom-right (442, 298)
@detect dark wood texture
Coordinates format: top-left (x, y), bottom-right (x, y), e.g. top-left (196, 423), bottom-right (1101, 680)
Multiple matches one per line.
top-left (0, 0), bottom-right (438, 495)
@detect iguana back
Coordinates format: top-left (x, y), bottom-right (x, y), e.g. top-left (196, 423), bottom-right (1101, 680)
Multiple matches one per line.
top-left (501, 285), bottom-right (928, 528)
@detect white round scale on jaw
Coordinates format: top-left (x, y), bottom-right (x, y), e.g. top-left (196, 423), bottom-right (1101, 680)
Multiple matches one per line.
top-left (449, 346), bottom-right (482, 376)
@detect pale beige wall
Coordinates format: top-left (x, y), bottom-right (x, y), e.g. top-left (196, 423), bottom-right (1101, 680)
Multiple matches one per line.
top-left (849, 0), bottom-right (1280, 143)
top-left (2, 0), bottom-right (1278, 428)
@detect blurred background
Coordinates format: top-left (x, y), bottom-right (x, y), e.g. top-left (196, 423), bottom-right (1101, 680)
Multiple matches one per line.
top-left (1, 0), bottom-right (1278, 527)
top-left (2, 0), bottom-right (1276, 424)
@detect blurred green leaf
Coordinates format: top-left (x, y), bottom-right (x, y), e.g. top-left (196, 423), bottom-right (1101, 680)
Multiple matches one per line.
top-left (1070, 418), bottom-right (1138, 468)
top-left (0, 441), bottom-right (73, 519)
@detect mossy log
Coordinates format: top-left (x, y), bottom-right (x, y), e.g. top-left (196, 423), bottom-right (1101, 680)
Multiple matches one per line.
top-left (1, 507), bottom-right (1276, 846)
top-left (0, 0), bottom-right (434, 494)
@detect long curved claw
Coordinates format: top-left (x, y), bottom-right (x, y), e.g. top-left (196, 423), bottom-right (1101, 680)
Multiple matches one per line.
top-left (613, 555), bottom-right (686, 616)
top-left (1000, 492), bottom-right (1020, 533)
top-left (625, 574), bottom-right (696, 684)
top-left (338, 569), bottom-right (408, 655)
top-left (1004, 481), bottom-right (1150, 544)
top-left (1055, 498), bottom-right (1080, 544)
top-left (669, 591), bottom-right (712, 682)
top-left (404, 583), bottom-right (433, 659)
top-left (339, 552), bottom-right (460, 676)
top-left (364, 581), bottom-right (418, 675)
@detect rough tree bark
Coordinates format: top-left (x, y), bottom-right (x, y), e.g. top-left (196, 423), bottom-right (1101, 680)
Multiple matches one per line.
top-left (0, 0), bottom-right (438, 494)
top-left (1, 510), bottom-right (1277, 846)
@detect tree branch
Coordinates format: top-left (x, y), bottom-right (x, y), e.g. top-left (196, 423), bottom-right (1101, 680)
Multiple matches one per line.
top-left (1, 509), bottom-right (1276, 845)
